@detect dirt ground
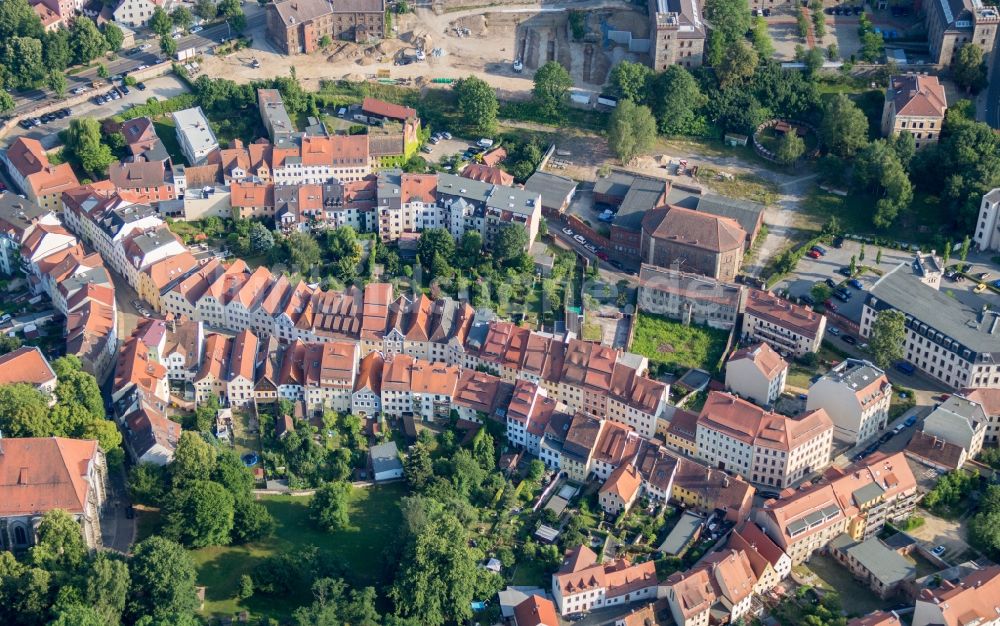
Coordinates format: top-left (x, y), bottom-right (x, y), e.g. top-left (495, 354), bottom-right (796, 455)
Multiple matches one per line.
top-left (202, 0), bottom-right (645, 94)
top-left (906, 512), bottom-right (974, 562)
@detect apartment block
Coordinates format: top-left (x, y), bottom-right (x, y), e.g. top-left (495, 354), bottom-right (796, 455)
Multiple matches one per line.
top-left (807, 359), bottom-right (892, 445)
top-left (742, 289), bottom-right (827, 356)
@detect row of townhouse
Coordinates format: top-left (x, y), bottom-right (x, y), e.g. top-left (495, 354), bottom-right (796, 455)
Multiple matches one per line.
top-left (505, 378), bottom-right (754, 520)
top-left (754, 451), bottom-right (919, 565)
top-left (1, 193), bottom-right (119, 379)
top-left (664, 522), bottom-right (793, 626)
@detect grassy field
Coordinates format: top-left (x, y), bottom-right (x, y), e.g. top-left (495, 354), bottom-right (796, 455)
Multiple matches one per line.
top-left (192, 482), bottom-right (407, 620)
top-left (631, 313), bottom-right (730, 373)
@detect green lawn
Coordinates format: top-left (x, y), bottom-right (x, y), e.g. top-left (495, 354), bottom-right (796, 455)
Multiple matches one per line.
top-left (795, 554), bottom-right (888, 616)
top-left (192, 482), bottom-right (407, 620)
top-left (631, 313), bottom-right (730, 374)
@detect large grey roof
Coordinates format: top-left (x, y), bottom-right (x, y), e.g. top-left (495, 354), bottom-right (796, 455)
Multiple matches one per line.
top-left (658, 511), bottom-right (703, 555)
top-left (867, 263), bottom-right (1000, 360)
top-left (842, 536), bottom-right (916, 585)
top-left (370, 441), bottom-right (402, 475)
top-left (611, 176), bottom-right (668, 231)
top-left (815, 359), bottom-right (886, 392)
top-left (696, 194), bottom-right (764, 237)
top-left (524, 171), bottom-right (577, 210)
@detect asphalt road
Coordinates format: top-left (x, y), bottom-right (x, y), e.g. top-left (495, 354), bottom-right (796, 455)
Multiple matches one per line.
top-left (10, 51), bottom-right (163, 118)
top-left (7, 11), bottom-right (264, 121)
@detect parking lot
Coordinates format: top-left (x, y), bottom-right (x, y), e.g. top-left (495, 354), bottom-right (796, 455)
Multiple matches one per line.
top-left (6, 74), bottom-right (191, 150)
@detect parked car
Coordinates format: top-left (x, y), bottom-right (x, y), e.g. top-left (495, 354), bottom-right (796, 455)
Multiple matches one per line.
top-left (823, 299), bottom-right (838, 312)
top-left (807, 249), bottom-right (821, 259)
top-left (562, 228), bottom-right (573, 236)
top-left (120, 84), bottom-right (130, 95)
top-left (584, 243), bottom-right (597, 253)
top-left (832, 236), bottom-right (844, 248)
top-left (428, 136), bottom-right (439, 144)
top-left (842, 335), bottom-right (857, 345)
top-left (838, 267), bottom-right (853, 277)
top-left (848, 278), bottom-right (864, 289)
top-left (825, 278), bottom-right (837, 288)
top-left (827, 327), bottom-right (841, 336)
top-left (136, 82), bottom-right (147, 91)
top-left (573, 234), bottom-right (586, 244)
top-left (904, 416), bottom-right (917, 427)
top-left (420, 145), bottom-right (433, 154)
top-left (895, 361), bottom-right (915, 375)
top-left (932, 545), bottom-right (946, 556)
top-left (759, 491), bottom-right (780, 500)
top-left (975, 283), bottom-right (988, 294)
top-left (442, 132), bottom-right (452, 140)
top-left (800, 294), bottom-right (815, 305)
top-left (978, 272), bottom-right (992, 280)
top-left (190, 25), bottom-right (203, 33)
top-left (811, 245), bottom-right (827, 255)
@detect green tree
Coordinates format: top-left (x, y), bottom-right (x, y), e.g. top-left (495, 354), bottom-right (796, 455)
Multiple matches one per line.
top-left (325, 226), bottom-right (363, 281)
top-left (454, 76), bottom-right (498, 136)
top-left (2, 36), bottom-right (45, 89)
top-left (97, 63), bottom-right (108, 78)
top-left (84, 552), bottom-right (130, 625)
top-left (69, 17), bottom-right (107, 64)
top-left (819, 94), bottom-right (870, 158)
top-left (391, 505), bottom-right (489, 626)
top-left (44, 28), bottom-right (71, 71)
top-left (850, 254), bottom-right (857, 276)
top-left (149, 6), bottom-right (172, 37)
top-left (128, 462), bottom-right (167, 505)
top-left (64, 118), bottom-right (114, 179)
top-left (286, 231), bottom-right (322, 274)
top-left (0, 383), bottom-right (52, 437)
top-left (164, 480), bottom-right (236, 548)
top-left (128, 536), bottom-right (199, 622)
top-left (194, 0), bottom-right (217, 21)
top-left (417, 228), bottom-right (456, 268)
top-left (239, 574), bottom-right (254, 600)
top-left (404, 442), bottom-right (434, 492)
top-left (876, 247), bottom-right (883, 265)
top-left (160, 35), bottom-right (177, 57)
top-left (233, 497), bottom-right (275, 543)
top-left (50, 605), bottom-right (104, 626)
top-left (960, 235), bottom-right (971, 262)
top-left (309, 481), bottom-right (352, 531)
top-left (750, 16), bottom-right (774, 58)
top-left (607, 99), bottom-right (657, 165)
top-left (102, 22), bottom-right (124, 52)
top-left (868, 309), bottom-right (906, 369)
top-left (953, 44), bottom-right (988, 93)
top-left (171, 431), bottom-right (217, 485)
top-left (249, 221), bottom-right (275, 253)
top-left (30, 509), bottom-right (87, 573)
top-left (650, 65), bottom-right (705, 135)
top-left (704, 0), bottom-right (751, 62)
top-left (47, 70), bottom-right (67, 97)
top-left (854, 139), bottom-right (912, 228)
top-left (775, 130), bottom-right (805, 164)
top-left (0, 334), bottom-right (21, 355)
top-left (532, 61), bottom-right (573, 119)
top-left (318, 34), bottom-right (332, 48)
top-left (171, 6), bottom-right (194, 30)
top-left (0, 0), bottom-right (44, 42)
top-left (717, 41), bottom-right (758, 89)
top-left (811, 282), bottom-right (831, 304)
top-left (494, 223), bottom-right (529, 263)
top-left (608, 60), bottom-right (652, 103)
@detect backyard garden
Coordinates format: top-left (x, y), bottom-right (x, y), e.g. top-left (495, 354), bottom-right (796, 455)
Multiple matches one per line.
top-left (631, 312), bottom-right (731, 375)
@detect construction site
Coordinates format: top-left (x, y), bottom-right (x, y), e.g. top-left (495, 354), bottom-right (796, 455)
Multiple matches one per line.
top-left (200, 0), bottom-right (652, 95)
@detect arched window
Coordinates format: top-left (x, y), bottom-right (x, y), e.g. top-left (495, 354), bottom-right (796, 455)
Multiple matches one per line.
top-left (13, 526), bottom-right (27, 546)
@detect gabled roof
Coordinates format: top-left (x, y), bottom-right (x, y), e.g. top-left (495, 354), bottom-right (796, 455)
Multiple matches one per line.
top-left (728, 342), bottom-right (787, 380)
top-left (0, 437), bottom-right (100, 517)
top-left (889, 74), bottom-right (947, 118)
top-left (642, 206), bottom-right (746, 254)
top-left (0, 346), bottom-right (57, 387)
top-left (512, 594), bottom-right (559, 626)
top-left (600, 462), bottom-right (642, 503)
top-left (353, 350), bottom-right (384, 394)
top-left (362, 97), bottom-right (417, 121)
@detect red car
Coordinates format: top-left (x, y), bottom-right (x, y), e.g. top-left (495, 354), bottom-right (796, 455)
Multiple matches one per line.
top-left (807, 250), bottom-right (821, 259)
top-left (824, 299), bottom-right (838, 311)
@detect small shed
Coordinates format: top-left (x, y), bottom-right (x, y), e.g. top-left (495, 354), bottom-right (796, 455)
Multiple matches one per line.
top-left (534, 525), bottom-right (560, 544)
top-left (370, 441), bottom-right (404, 482)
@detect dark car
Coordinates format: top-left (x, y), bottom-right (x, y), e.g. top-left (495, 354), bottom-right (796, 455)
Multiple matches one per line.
top-left (812, 245), bottom-right (828, 255)
top-left (842, 335), bottom-right (857, 345)
top-left (762, 7), bottom-right (771, 15)
top-left (835, 287), bottom-right (852, 300)
top-left (800, 294), bottom-right (816, 306)
top-left (125, 506), bottom-right (135, 519)
top-left (848, 278), bottom-right (864, 289)
top-left (832, 236), bottom-right (844, 248)
top-left (824, 299), bottom-right (838, 312)
top-left (18, 119), bottom-right (33, 130)
top-left (759, 491), bottom-right (781, 500)
top-left (136, 82), bottom-right (147, 91)
top-left (838, 267), bottom-right (853, 277)
top-left (825, 277), bottom-right (837, 288)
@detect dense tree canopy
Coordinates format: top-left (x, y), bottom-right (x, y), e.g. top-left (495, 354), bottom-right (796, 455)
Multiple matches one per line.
top-left (607, 99), bottom-right (657, 164)
top-left (868, 310), bottom-right (906, 369)
top-left (164, 479), bottom-right (236, 548)
top-left (531, 61), bottom-right (573, 119)
top-left (64, 118), bottom-right (115, 179)
top-left (128, 537), bottom-right (199, 622)
top-left (819, 94), bottom-right (870, 158)
top-left (454, 76), bottom-right (499, 136)
top-left (309, 481), bottom-right (353, 531)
